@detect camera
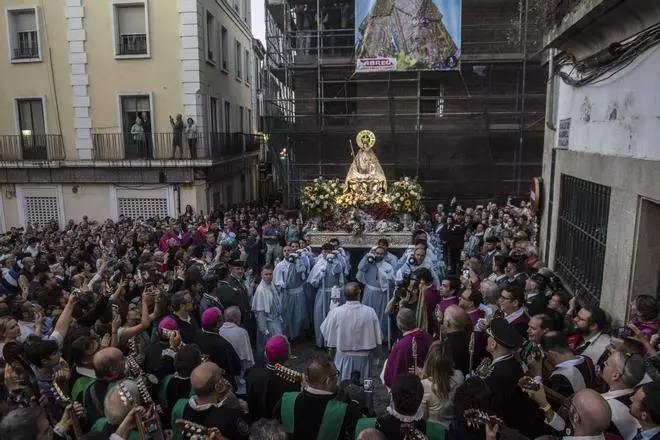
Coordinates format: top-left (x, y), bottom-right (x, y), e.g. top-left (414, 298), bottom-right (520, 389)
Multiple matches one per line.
top-left (613, 327), bottom-right (633, 339)
top-left (287, 253), bottom-right (298, 263)
top-left (326, 254), bottom-right (335, 262)
top-left (367, 255), bottom-right (375, 264)
top-left (408, 256), bottom-right (417, 266)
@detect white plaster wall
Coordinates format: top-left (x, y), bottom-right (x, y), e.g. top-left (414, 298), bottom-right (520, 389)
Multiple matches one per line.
top-left (66, 1), bottom-right (92, 159)
top-left (556, 45), bottom-right (660, 161)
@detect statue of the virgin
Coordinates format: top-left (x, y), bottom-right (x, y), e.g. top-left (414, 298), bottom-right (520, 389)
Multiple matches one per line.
top-left (345, 130), bottom-right (387, 194)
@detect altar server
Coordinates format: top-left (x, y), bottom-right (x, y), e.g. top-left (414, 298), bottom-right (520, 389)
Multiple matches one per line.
top-left (378, 238), bottom-right (399, 268)
top-left (329, 238), bottom-right (350, 277)
top-left (252, 265), bottom-right (285, 353)
top-left (356, 245), bottom-right (395, 334)
top-left (308, 243), bottom-right (346, 348)
top-left (273, 246), bottom-right (309, 341)
top-left (321, 282), bottom-right (382, 381)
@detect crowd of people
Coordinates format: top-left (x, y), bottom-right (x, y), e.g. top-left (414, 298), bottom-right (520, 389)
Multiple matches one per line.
top-left (0, 199), bottom-right (659, 440)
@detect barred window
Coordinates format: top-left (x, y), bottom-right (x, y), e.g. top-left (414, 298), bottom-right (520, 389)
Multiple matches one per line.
top-left (555, 175), bottom-right (611, 304)
top-left (118, 198), bottom-right (168, 219)
top-left (25, 196), bottom-right (59, 228)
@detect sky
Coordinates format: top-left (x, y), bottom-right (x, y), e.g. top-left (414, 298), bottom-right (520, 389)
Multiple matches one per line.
top-left (355, 0), bottom-right (462, 46)
top-left (252, 1), bottom-right (266, 46)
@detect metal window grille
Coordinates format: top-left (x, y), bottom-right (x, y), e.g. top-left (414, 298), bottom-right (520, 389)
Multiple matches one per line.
top-left (555, 174), bottom-right (611, 304)
top-left (25, 196), bottom-right (58, 228)
top-left (118, 198), bottom-right (168, 219)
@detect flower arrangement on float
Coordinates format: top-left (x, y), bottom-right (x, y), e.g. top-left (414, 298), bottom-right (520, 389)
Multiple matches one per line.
top-left (389, 177), bottom-right (423, 214)
top-left (300, 178), bottom-right (342, 214)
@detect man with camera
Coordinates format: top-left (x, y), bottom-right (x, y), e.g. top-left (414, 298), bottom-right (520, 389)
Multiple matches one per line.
top-left (273, 246), bottom-right (309, 342)
top-left (356, 245), bottom-right (394, 335)
top-left (308, 244), bottom-right (346, 349)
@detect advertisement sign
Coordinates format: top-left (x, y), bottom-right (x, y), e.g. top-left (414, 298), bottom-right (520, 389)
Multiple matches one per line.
top-left (355, 0), bottom-right (462, 72)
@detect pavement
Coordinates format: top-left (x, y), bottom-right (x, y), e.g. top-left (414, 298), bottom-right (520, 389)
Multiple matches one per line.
top-left (288, 341), bottom-right (392, 415)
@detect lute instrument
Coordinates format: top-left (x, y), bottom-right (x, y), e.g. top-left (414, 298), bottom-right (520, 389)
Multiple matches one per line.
top-left (518, 376), bottom-right (571, 409)
top-left (117, 382), bottom-right (166, 440)
top-left (174, 419), bottom-right (225, 439)
top-left (52, 381), bottom-right (84, 439)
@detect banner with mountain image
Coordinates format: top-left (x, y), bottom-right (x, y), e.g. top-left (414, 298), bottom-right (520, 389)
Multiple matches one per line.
top-left (355, 0), bottom-right (462, 72)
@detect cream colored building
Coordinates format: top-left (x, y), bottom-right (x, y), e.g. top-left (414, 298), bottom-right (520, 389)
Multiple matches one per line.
top-left (0, 0), bottom-right (263, 230)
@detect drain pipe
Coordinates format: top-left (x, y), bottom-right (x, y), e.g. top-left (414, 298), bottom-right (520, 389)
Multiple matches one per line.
top-left (544, 48), bottom-right (557, 261)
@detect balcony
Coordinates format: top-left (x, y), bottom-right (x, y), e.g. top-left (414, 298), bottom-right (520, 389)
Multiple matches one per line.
top-left (117, 34), bottom-right (148, 56)
top-left (13, 45), bottom-right (39, 60)
top-left (0, 135), bottom-right (65, 161)
top-left (91, 132), bottom-right (261, 161)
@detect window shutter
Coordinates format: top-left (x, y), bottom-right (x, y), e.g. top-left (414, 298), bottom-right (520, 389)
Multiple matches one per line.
top-left (117, 6), bottom-right (146, 35)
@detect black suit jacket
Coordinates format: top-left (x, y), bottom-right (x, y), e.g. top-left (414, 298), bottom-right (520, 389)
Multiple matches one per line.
top-left (194, 329), bottom-right (241, 379)
top-left (485, 356), bottom-right (545, 438)
top-left (525, 293), bottom-right (547, 318)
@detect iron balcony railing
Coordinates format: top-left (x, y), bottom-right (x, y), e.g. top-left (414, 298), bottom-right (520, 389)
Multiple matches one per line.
top-left (0, 135), bottom-right (65, 161)
top-left (117, 34), bottom-right (148, 55)
top-left (91, 132), bottom-right (260, 160)
top-left (13, 31), bottom-right (39, 59)
top-left (13, 45), bottom-right (39, 60)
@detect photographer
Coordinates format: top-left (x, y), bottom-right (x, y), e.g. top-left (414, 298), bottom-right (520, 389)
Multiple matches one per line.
top-left (357, 245), bottom-right (395, 335)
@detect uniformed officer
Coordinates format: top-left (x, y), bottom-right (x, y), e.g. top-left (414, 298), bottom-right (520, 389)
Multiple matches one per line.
top-left (478, 318), bottom-right (545, 438)
top-left (217, 260), bottom-right (255, 344)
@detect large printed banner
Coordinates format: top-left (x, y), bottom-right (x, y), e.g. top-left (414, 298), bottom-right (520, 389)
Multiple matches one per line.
top-left (355, 0), bottom-right (462, 72)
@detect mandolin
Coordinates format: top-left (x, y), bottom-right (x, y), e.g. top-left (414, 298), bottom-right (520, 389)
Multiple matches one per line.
top-left (117, 382), bottom-right (166, 440)
top-left (518, 376), bottom-right (571, 409)
top-left (174, 419), bottom-right (225, 439)
top-left (269, 363), bottom-right (303, 385)
top-left (52, 381), bottom-right (84, 439)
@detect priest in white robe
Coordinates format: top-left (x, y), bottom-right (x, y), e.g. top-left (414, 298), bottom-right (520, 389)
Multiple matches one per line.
top-left (321, 282), bottom-right (383, 382)
top-left (252, 265), bottom-right (285, 354)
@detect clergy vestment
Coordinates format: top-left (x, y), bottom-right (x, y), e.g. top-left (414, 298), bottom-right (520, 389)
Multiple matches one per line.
top-left (273, 258), bottom-right (308, 340)
top-left (356, 255), bottom-right (394, 335)
top-left (308, 256), bottom-right (345, 347)
top-left (321, 301), bottom-right (383, 382)
top-left (382, 329), bottom-right (433, 388)
top-left (252, 280), bottom-right (285, 352)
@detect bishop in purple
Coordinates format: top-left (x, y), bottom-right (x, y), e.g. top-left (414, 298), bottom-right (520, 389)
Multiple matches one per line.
top-left (382, 308), bottom-right (434, 388)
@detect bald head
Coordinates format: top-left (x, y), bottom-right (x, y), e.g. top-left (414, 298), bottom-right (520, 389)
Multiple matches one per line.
top-left (358, 428), bottom-right (387, 440)
top-left (345, 282), bottom-right (361, 302)
top-left (191, 362), bottom-right (224, 398)
top-left (572, 389), bottom-right (611, 436)
top-left (444, 305), bottom-right (469, 331)
top-left (93, 347), bottom-right (125, 380)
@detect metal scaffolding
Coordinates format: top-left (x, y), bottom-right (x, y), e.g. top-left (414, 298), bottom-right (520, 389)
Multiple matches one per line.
top-left (264, 0), bottom-right (546, 207)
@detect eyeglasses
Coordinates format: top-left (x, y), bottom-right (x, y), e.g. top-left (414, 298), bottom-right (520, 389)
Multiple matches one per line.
top-left (499, 294), bottom-right (513, 301)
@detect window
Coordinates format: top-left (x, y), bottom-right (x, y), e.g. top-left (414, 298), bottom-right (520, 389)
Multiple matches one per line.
top-left (243, 0), bottom-right (249, 22)
top-left (244, 49), bottom-right (251, 85)
top-left (210, 97), bottom-right (219, 133)
top-left (205, 11), bottom-right (215, 63)
top-left (239, 106), bottom-right (244, 133)
top-left (420, 84), bottom-right (445, 116)
top-left (233, 0), bottom-right (240, 15)
top-left (16, 98), bottom-right (47, 160)
top-left (8, 9), bottom-right (40, 61)
top-left (224, 101), bottom-right (231, 132)
top-left (25, 197), bottom-right (59, 228)
top-left (236, 40), bottom-right (242, 79)
top-left (221, 27), bottom-right (228, 71)
top-left (118, 198), bottom-right (168, 219)
top-left (555, 175), bottom-right (611, 304)
top-left (120, 95), bottom-right (152, 159)
top-left (247, 109), bottom-right (253, 133)
top-left (115, 4), bottom-right (148, 56)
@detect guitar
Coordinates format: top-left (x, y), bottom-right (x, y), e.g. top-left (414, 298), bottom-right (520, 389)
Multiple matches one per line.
top-left (124, 358), bottom-right (166, 440)
top-left (174, 419), bottom-right (225, 439)
top-left (268, 363), bottom-right (303, 385)
top-left (117, 382), bottom-right (166, 440)
top-left (518, 376), bottom-right (571, 409)
top-left (463, 409), bottom-right (531, 440)
top-left (52, 381), bottom-right (84, 439)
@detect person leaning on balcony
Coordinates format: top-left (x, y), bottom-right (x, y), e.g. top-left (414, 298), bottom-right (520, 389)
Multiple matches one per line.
top-left (131, 116), bottom-right (146, 156)
top-left (186, 118), bottom-right (198, 159)
top-left (169, 114), bottom-right (185, 159)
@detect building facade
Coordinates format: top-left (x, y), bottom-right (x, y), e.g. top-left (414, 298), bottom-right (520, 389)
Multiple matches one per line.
top-left (264, 0), bottom-right (547, 207)
top-left (539, 0), bottom-right (660, 323)
top-left (0, 0), bottom-right (262, 229)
